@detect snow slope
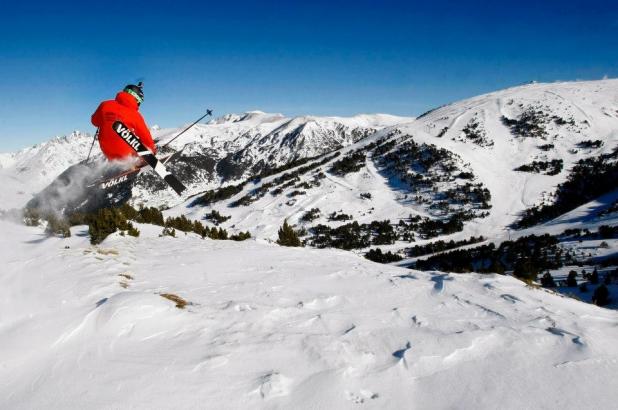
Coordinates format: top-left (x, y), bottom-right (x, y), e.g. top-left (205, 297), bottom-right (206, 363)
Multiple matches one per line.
top-left (1, 219), bottom-right (617, 409)
top-left (396, 79), bottom-right (618, 241)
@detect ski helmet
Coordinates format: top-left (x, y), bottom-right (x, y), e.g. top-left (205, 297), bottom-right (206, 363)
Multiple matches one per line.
top-left (123, 81), bottom-right (144, 105)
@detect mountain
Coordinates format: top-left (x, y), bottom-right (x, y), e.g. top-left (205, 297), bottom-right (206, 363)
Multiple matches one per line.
top-left (0, 131), bottom-right (96, 209)
top-left (172, 80), bottom-right (618, 244)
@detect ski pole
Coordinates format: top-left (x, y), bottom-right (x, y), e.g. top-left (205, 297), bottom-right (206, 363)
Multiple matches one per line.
top-left (162, 109), bottom-right (213, 148)
top-left (86, 129), bottom-right (99, 162)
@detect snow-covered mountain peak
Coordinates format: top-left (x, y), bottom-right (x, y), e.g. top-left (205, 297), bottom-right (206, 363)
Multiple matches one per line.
top-left (208, 111), bottom-right (286, 126)
top-left (0, 129), bottom-right (92, 167)
top-left (0, 130), bottom-right (98, 208)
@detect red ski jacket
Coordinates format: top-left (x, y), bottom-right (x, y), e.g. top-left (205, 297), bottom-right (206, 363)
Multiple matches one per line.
top-left (91, 91), bottom-right (157, 160)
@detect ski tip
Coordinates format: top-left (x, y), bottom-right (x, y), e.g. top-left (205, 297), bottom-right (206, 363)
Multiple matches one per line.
top-left (164, 175), bottom-right (187, 196)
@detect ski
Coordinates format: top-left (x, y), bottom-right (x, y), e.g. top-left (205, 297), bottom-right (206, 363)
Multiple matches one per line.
top-left (90, 165), bottom-right (141, 191)
top-left (112, 121), bottom-right (187, 195)
top-left (89, 152), bottom-right (179, 190)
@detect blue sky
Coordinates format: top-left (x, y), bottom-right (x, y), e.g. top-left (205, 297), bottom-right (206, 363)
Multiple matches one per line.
top-left (0, 0), bottom-right (616, 151)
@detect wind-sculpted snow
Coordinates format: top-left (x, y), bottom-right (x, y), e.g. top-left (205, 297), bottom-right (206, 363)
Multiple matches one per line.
top-left (1, 220), bottom-right (617, 409)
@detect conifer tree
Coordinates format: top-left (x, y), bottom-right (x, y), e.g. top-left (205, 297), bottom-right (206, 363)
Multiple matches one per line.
top-left (592, 284), bottom-right (610, 306)
top-left (566, 271), bottom-right (578, 287)
top-left (277, 220), bottom-right (302, 247)
top-left (540, 272), bottom-right (556, 288)
top-left (590, 268), bottom-right (599, 284)
top-left (127, 222), bottom-right (140, 238)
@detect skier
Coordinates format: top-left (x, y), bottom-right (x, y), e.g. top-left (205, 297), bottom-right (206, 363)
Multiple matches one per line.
top-left (91, 82), bottom-right (157, 161)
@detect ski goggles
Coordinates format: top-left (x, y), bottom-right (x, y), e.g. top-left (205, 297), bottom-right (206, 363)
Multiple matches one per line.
top-left (124, 88), bottom-right (144, 105)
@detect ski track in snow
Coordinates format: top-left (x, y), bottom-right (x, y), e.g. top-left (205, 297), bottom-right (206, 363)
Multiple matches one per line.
top-left (1, 220), bottom-right (618, 409)
top-left (544, 90), bottom-right (592, 123)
